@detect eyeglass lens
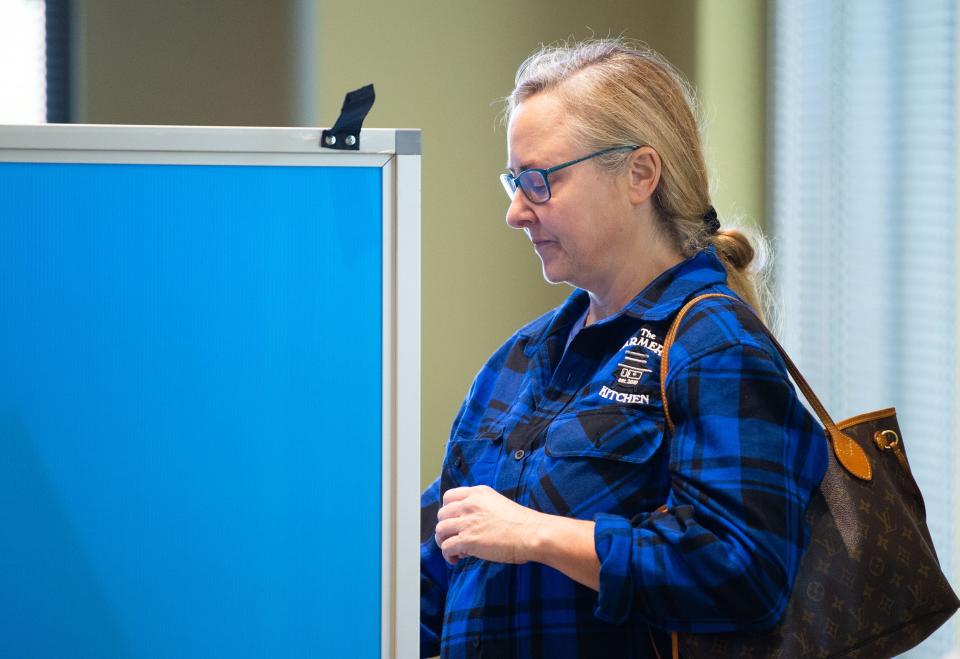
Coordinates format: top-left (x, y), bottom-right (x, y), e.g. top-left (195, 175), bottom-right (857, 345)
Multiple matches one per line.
top-left (516, 170), bottom-right (549, 203)
top-left (500, 170), bottom-right (551, 204)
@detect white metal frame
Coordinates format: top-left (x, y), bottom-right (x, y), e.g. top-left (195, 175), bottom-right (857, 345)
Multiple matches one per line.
top-left (0, 124), bottom-right (421, 659)
top-left (379, 145), bottom-right (421, 659)
top-left (954, 10), bottom-right (960, 651)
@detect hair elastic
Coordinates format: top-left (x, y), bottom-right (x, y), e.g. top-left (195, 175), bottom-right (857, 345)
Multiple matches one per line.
top-left (703, 206), bottom-right (720, 234)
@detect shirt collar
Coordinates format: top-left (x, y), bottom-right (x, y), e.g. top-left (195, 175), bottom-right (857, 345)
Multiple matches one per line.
top-left (525, 246), bottom-right (729, 349)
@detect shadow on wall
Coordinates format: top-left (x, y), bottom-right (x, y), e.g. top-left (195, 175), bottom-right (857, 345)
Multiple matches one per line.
top-left (0, 412), bottom-right (130, 658)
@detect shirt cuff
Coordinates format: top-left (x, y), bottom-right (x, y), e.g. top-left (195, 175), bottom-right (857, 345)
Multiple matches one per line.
top-left (593, 512), bottom-right (635, 624)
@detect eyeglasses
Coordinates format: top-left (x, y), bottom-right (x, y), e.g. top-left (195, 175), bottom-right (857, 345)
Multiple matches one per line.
top-left (500, 145), bottom-right (640, 204)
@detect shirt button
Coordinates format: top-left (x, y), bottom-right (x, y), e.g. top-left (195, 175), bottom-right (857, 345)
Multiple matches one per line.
top-left (472, 637), bottom-right (481, 648)
top-left (453, 456), bottom-right (462, 469)
top-left (513, 449), bottom-right (525, 460)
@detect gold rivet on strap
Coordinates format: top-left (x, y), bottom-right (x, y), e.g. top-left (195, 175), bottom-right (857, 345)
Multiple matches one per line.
top-left (873, 429), bottom-right (900, 451)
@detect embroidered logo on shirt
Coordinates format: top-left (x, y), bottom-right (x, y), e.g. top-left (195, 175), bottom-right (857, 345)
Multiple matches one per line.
top-left (622, 327), bottom-right (663, 356)
top-left (599, 385), bottom-right (650, 405)
top-left (616, 350), bottom-right (651, 386)
top-left (616, 327), bottom-right (663, 387)
top-left (597, 327), bottom-right (665, 406)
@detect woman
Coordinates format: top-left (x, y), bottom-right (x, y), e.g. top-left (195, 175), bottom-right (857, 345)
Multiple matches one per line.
top-left (420, 39), bottom-right (827, 658)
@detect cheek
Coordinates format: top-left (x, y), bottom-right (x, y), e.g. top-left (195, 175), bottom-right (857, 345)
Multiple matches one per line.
top-left (544, 213), bottom-right (605, 263)
top-left (592, 203), bottom-right (634, 250)
top-left (565, 187), bottom-right (625, 250)
top-left (568, 212), bottom-right (617, 257)
top-left (567, 227), bottom-right (601, 261)
top-left (545, 218), bottom-right (589, 260)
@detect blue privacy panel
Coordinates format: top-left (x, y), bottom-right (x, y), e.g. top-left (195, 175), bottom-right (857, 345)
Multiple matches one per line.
top-left (0, 162), bottom-right (382, 658)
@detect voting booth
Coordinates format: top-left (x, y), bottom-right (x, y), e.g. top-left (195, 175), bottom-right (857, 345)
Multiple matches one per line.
top-left (0, 125), bottom-right (420, 658)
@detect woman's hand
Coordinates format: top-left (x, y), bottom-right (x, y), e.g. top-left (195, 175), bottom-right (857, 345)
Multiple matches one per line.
top-left (435, 485), bottom-right (601, 590)
top-left (435, 485), bottom-right (543, 565)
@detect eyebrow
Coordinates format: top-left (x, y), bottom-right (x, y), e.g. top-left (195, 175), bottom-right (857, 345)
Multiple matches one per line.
top-left (505, 162), bottom-right (538, 175)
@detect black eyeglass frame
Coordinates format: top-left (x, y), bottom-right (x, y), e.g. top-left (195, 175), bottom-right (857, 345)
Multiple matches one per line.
top-left (500, 145), bottom-right (640, 204)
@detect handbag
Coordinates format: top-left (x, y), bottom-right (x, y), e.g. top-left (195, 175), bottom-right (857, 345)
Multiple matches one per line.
top-left (654, 293), bottom-right (959, 659)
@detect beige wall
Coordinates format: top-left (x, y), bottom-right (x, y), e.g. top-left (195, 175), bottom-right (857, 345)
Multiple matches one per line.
top-left (74, 0), bottom-right (298, 125)
top-left (696, 0), bottom-right (767, 231)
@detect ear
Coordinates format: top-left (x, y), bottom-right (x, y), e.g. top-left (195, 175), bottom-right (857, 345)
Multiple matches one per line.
top-left (626, 146), bottom-right (661, 206)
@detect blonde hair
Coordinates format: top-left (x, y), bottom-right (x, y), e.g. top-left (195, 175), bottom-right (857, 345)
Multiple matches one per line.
top-left (506, 38), bottom-right (772, 323)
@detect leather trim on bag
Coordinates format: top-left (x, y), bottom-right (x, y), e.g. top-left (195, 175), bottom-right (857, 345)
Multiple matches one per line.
top-left (836, 407), bottom-right (897, 430)
top-left (827, 428), bottom-right (872, 480)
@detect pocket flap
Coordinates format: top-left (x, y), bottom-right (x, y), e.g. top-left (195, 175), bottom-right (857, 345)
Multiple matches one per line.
top-left (545, 410), bottom-right (663, 464)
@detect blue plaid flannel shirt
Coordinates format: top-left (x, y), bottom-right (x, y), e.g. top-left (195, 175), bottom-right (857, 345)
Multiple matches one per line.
top-left (421, 247), bottom-right (828, 658)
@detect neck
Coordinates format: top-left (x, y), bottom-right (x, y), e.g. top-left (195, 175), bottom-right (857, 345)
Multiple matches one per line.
top-left (585, 249), bottom-right (684, 325)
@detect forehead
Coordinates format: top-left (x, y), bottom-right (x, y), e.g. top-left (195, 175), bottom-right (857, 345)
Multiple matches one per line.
top-left (507, 93), bottom-right (575, 168)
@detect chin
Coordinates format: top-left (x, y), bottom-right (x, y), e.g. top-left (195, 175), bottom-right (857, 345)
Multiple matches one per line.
top-left (539, 261), bottom-right (571, 286)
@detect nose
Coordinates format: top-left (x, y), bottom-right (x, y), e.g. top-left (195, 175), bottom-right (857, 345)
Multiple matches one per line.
top-left (505, 189), bottom-right (537, 230)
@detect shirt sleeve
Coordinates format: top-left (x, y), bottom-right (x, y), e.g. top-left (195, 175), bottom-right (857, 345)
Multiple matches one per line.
top-left (592, 340), bottom-right (828, 632)
top-left (420, 477), bottom-right (448, 657)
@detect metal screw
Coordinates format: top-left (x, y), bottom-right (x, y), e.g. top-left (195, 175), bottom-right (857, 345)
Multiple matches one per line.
top-left (345, 134), bottom-right (357, 146)
top-left (324, 134), bottom-right (337, 146)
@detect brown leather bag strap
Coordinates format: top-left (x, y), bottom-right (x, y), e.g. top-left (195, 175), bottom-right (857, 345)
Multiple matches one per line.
top-left (659, 293), bottom-right (872, 481)
top-left (645, 627), bottom-right (679, 659)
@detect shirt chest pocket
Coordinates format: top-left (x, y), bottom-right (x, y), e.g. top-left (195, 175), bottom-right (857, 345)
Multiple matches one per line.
top-left (546, 408), bottom-right (664, 463)
top-left (539, 409), bottom-right (667, 517)
top-left (441, 424), bottom-right (504, 492)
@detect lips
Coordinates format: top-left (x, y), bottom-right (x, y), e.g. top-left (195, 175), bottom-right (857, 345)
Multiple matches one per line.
top-left (532, 241), bottom-right (556, 256)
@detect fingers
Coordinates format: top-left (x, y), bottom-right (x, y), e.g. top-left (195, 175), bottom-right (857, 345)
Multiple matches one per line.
top-left (437, 500), bottom-right (465, 522)
top-left (436, 517), bottom-right (471, 565)
top-left (439, 530), bottom-right (466, 565)
top-left (436, 485), bottom-right (496, 564)
top-left (442, 486), bottom-right (472, 505)
top-left (434, 517), bottom-right (461, 546)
